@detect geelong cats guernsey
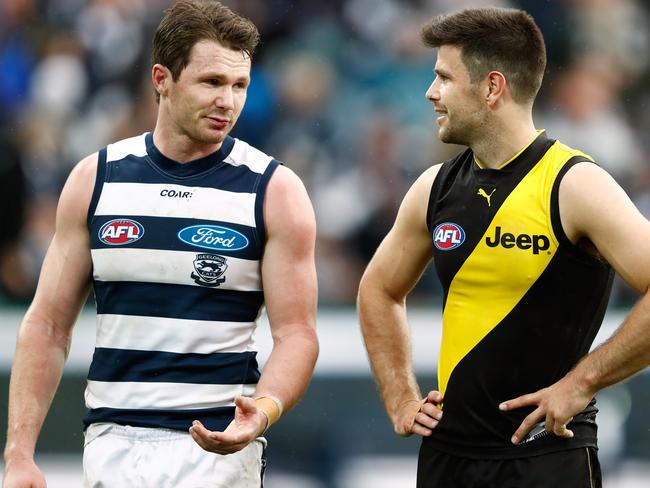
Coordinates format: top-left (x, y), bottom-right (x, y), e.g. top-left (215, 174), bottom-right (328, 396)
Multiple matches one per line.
top-left (423, 131), bottom-right (613, 459)
top-left (85, 132), bottom-right (279, 432)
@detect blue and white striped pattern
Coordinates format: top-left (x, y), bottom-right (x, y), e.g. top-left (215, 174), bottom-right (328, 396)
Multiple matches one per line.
top-left (85, 132), bottom-right (279, 431)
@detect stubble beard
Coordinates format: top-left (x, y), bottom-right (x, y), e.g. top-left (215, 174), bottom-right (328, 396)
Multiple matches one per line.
top-left (190, 117), bottom-right (233, 146)
top-left (438, 109), bottom-right (487, 148)
top-left (438, 119), bottom-right (471, 147)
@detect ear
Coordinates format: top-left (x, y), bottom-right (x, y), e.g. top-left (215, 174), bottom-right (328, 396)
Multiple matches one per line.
top-left (484, 71), bottom-right (507, 107)
top-left (152, 64), bottom-right (171, 99)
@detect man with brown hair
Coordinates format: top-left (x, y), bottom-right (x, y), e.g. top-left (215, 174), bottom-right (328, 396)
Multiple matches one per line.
top-left (358, 7), bottom-right (650, 487)
top-left (3, 1), bottom-right (318, 486)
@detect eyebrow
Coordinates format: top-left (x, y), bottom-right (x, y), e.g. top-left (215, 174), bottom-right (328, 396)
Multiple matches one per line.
top-left (201, 73), bottom-right (250, 84)
top-left (434, 67), bottom-right (451, 78)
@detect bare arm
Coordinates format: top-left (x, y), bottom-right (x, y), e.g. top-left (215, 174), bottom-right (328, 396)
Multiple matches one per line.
top-left (3, 155), bottom-right (96, 487)
top-left (501, 162), bottom-right (650, 443)
top-left (254, 166), bottom-right (318, 409)
top-left (358, 165), bottom-right (442, 437)
top-left (190, 165), bottom-right (318, 453)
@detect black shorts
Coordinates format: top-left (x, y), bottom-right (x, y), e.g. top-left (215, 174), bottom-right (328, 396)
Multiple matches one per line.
top-left (417, 445), bottom-right (601, 488)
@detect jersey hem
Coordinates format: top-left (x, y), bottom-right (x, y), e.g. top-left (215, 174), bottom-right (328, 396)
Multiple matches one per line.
top-left (422, 428), bottom-right (597, 460)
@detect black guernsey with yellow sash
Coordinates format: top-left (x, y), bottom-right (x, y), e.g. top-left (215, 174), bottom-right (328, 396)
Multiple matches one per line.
top-left (424, 132), bottom-right (613, 459)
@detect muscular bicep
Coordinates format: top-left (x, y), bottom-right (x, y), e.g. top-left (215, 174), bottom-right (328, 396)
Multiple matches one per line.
top-left (560, 162), bottom-right (650, 293)
top-left (261, 166), bottom-right (317, 336)
top-left (361, 166), bottom-right (439, 302)
top-left (26, 154), bottom-right (97, 335)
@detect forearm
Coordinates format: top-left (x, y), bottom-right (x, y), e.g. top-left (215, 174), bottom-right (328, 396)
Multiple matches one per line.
top-left (571, 290), bottom-right (650, 394)
top-left (254, 323), bottom-right (318, 414)
top-left (358, 284), bottom-right (421, 423)
top-left (4, 315), bottom-right (70, 462)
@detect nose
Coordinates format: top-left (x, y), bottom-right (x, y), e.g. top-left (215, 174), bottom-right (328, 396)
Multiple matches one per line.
top-left (425, 77), bottom-right (440, 102)
top-left (215, 86), bottom-right (235, 111)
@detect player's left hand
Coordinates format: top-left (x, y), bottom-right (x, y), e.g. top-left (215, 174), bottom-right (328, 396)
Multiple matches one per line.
top-left (498, 374), bottom-right (595, 445)
top-left (189, 395), bottom-right (267, 454)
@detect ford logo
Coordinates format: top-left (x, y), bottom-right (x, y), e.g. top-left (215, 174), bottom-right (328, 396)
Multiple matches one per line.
top-left (178, 225), bottom-right (249, 251)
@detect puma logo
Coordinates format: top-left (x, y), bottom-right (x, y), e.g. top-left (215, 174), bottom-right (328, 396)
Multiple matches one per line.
top-left (477, 188), bottom-right (496, 206)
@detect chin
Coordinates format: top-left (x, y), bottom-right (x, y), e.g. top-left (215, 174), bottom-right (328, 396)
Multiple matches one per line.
top-left (208, 133), bottom-right (228, 144)
top-left (194, 130), bottom-right (228, 145)
top-left (438, 128), bottom-right (452, 144)
top-left (438, 128), bottom-right (468, 146)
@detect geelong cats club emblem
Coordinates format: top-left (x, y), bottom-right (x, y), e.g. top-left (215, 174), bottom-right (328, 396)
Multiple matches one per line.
top-left (191, 254), bottom-right (228, 287)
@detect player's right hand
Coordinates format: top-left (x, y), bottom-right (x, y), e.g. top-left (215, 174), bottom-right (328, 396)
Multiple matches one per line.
top-left (2, 458), bottom-right (47, 488)
top-left (394, 390), bottom-right (443, 437)
top-left (189, 395), bottom-right (267, 455)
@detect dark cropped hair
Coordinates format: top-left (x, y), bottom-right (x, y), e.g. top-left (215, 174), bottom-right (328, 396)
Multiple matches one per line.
top-left (421, 7), bottom-right (546, 105)
top-left (151, 0), bottom-right (260, 99)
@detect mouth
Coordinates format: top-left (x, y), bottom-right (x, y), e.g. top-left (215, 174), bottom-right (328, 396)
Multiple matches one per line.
top-left (206, 116), bottom-right (230, 130)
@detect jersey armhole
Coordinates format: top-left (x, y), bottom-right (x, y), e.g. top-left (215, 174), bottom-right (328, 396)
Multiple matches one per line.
top-left (426, 164), bottom-right (449, 234)
top-left (253, 158), bottom-right (282, 247)
top-left (86, 148), bottom-right (107, 228)
top-left (550, 156), bottom-right (596, 252)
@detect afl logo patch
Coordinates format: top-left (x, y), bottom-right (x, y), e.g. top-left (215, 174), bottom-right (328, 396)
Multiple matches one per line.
top-left (98, 219), bottom-right (144, 245)
top-left (178, 225), bottom-right (249, 251)
top-left (433, 222), bottom-right (465, 251)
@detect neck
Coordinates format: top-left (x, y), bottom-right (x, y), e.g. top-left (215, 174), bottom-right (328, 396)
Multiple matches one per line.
top-left (152, 112), bottom-right (223, 164)
top-left (471, 109), bottom-right (538, 169)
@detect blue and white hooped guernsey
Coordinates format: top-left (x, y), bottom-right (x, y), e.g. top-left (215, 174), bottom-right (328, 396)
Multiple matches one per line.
top-left (84, 132), bottom-right (280, 432)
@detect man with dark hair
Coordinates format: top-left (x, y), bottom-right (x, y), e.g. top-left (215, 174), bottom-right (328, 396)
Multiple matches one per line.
top-left (358, 7), bottom-right (650, 487)
top-left (421, 8), bottom-right (546, 106)
top-left (3, 1), bottom-right (318, 486)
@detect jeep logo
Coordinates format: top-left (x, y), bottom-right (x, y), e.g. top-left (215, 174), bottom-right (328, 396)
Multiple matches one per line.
top-left (485, 226), bottom-right (550, 254)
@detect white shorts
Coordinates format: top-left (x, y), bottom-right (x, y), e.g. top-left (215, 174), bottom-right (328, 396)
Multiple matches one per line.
top-left (82, 423), bottom-right (267, 488)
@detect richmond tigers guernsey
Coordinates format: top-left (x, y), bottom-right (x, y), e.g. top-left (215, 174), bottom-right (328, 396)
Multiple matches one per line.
top-left (85, 132), bottom-right (279, 432)
top-left (424, 131), bottom-right (613, 459)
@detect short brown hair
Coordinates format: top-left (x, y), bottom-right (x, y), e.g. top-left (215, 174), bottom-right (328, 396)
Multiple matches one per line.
top-left (421, 8), bottom-right (546, 105)
top-left (152, 0), bottom-right (260, 84)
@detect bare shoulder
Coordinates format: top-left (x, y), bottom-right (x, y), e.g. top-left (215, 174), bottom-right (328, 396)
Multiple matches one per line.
top-left (27, 154), bottom-right (98, 322)
top-left (396, 164), bottom-right (443, 231)
top-left (64, 152), bottom-right (98, 197)
top-left (560, 161), bottom-right (650, 292)
top-left (74, 152), bottom-right (99, 178)
top-left (359, 164), bottom-right (442, 299)
top-left (57, 153), bottom-right (99, 230)
top-left (266, 164), bottom-right (307, 196)
top-left (560, 161), bottom-right (618, 196)
top-left (559, 161), bottom-right (641, 241)
top-left (264, 164), bottom-right (316, 241)
top-left (411, 164), bottom-right (443, 197)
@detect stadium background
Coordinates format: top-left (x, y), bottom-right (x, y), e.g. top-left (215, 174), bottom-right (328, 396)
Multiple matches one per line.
top-left (1, 0), bottom-right (650, 486)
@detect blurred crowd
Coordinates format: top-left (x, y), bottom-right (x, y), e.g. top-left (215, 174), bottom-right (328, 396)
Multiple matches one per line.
top-left (1, 0), bottom-right (649, 306)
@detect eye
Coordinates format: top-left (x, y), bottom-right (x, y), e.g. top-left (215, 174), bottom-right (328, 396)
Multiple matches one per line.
top-left (204, 77), bottom-right (227, 87)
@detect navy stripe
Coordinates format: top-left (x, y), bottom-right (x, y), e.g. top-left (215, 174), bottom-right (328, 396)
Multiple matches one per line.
top-left (254, 159), bottom-right (281, 246)
top-left (90, 215), bottom-right (261, 260)
top-left (84, 406), bottom-right (235, 432)
top-left (145, 132), bottom-right (235, 178)
top-left (94, 281), bottom-right (264, 322)
top-left (88, 348), bottom-right (260, 384)
top-left (105, 154), bottom-right (263, 192)
top-left (87, 148), bottom-right (107, 228)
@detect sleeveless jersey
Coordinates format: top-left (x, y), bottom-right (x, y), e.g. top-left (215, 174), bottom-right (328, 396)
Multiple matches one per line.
top-left (84, 132), bottom-right (279, 432)
top-left (423, 132), bottom-right (613, 459)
